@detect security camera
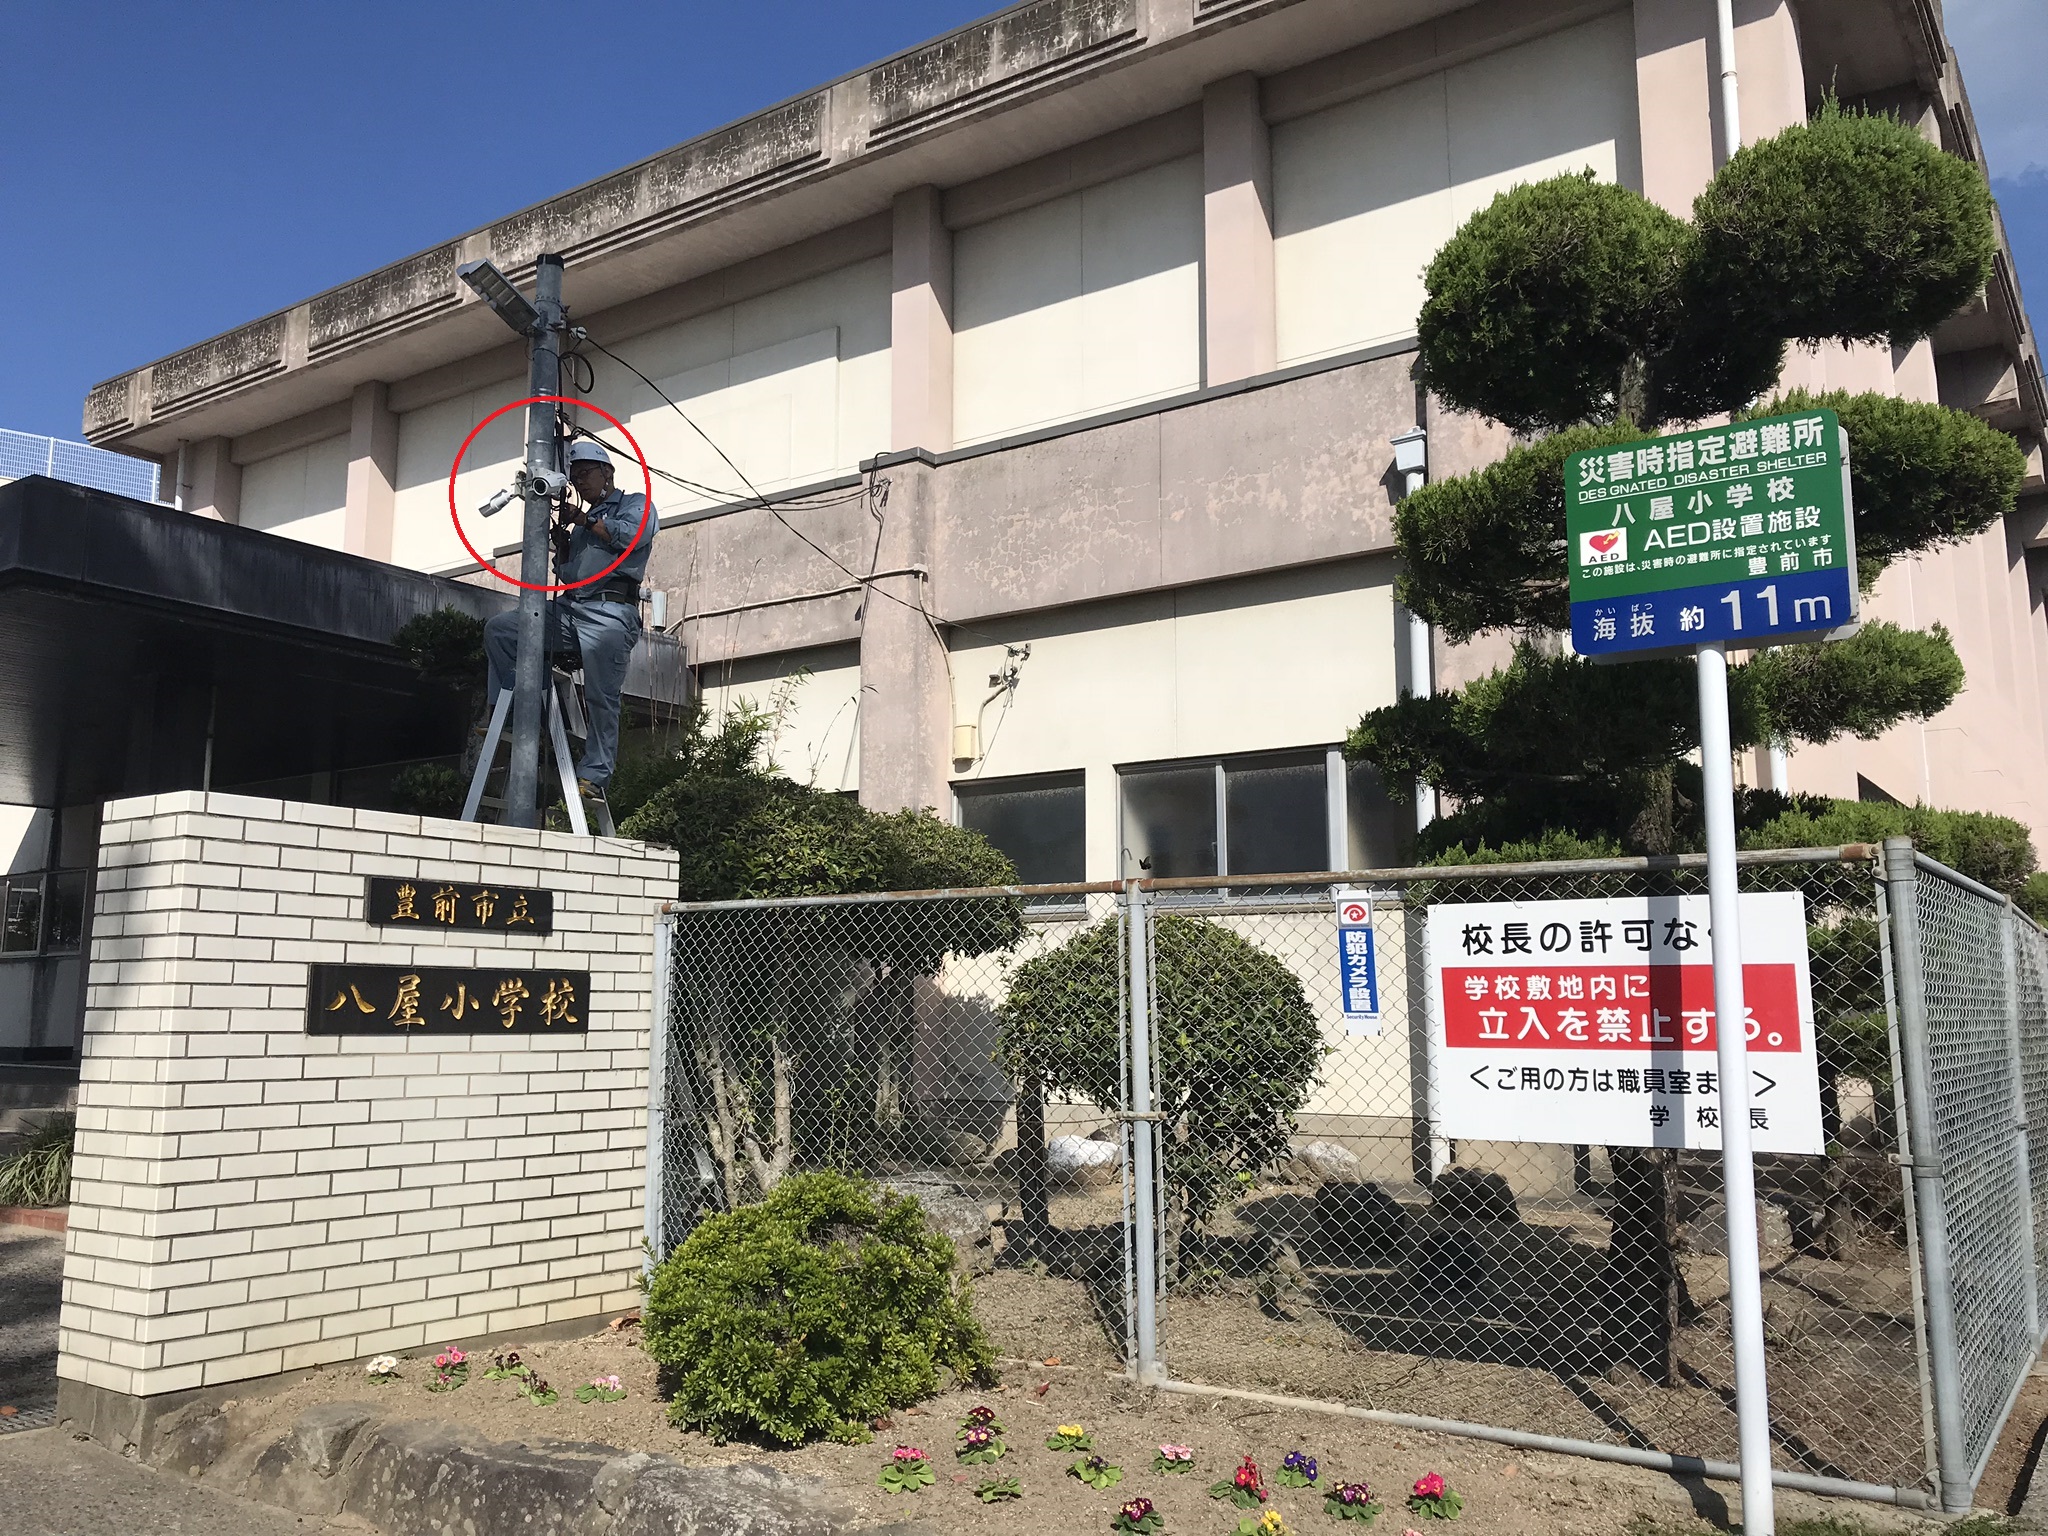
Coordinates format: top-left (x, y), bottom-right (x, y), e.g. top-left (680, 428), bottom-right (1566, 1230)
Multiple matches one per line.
top-left (531, 469), bottom-right (569, 500)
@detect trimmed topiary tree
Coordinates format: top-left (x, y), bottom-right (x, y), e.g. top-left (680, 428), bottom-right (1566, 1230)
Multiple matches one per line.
top-left (642, 1170), bottom-right (995, 1444)
top-left (1349, 103), bottom-right (2025, 858)
top-left (996, 915), bottom-right (1325, 1265)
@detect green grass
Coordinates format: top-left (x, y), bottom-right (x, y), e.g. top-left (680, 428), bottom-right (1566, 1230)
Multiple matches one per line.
top-left (0, 1113), bottom-right (74, 1207)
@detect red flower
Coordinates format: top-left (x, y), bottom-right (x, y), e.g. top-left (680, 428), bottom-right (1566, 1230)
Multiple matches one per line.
top-left (1235, 1456), bottom-right (1268, 1498)
top-left (1414, 1472), bottom-right (1446, 1499)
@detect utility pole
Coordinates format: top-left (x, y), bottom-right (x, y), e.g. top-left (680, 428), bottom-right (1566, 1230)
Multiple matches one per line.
top-left (507, 255), bottom-right (567, 828)
top-left (458, 252), bottom-right (569, 829)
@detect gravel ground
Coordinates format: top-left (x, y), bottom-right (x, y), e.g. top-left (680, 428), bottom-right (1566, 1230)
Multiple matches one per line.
top-left (0, 1429), bottom-right (361, 1536)
top-left (0, 1225), bottom-right (63, 1433)
top-left (204, 1270), bottom-right (1965, 1536)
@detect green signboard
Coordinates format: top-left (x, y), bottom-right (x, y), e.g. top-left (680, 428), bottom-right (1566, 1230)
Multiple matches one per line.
top-left (1565, 408), bottom-right (1856, 656)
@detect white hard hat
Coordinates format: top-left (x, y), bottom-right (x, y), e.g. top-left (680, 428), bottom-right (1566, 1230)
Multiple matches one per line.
top-left (566, 440), bottom-right (613, 468)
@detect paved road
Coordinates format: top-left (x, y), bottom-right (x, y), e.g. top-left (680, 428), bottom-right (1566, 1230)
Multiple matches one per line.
top-left (0, 1226), bottom-right (62, 1432)
top-left (0, 1430), bottom-right (363, 1534)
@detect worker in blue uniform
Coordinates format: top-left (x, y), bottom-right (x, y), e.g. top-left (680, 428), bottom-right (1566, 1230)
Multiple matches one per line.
top-left (482, 439), bottom-right (653, 807)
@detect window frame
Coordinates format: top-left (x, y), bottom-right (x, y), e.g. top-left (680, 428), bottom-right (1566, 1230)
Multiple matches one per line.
top-left (0, 868), bottom-right (91, 960)
top-left (1117, 746), bottom-right (1377, 883)
top-left (950, 768), bottom-right (1089, 906)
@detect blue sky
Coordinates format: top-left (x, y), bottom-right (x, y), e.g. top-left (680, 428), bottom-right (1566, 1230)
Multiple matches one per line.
top-left (4, 1), bottom-right (2043, 444)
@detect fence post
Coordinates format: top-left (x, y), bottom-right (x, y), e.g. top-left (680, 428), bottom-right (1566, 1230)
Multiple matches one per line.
top-left (1127, 881), bottom-right (1161, 1385)
top-left (1883, 837), bottom-right (1972, 1511)
top-left (643, 912), bottom-right (674, 1271)
top-left (2000, 897), bottom-right (2042, 1344)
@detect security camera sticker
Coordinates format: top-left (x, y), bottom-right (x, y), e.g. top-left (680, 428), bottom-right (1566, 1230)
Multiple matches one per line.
top-left (1580, 528), bottom-right (1627, 566)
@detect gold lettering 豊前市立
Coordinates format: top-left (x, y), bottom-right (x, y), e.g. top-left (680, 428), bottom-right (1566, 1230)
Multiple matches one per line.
top-left (390, 882), bottom-right (420, 921)
top-left (507, 892), bottom-right (534, 926)
top-left (471, 888), bottom-right (498, 924)
top-left (431, 884), bottom-right (461, 924)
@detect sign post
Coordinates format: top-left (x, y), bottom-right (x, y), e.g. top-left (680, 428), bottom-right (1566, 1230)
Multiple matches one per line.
top-left (1566, 407), bottom-right (1856, 1536)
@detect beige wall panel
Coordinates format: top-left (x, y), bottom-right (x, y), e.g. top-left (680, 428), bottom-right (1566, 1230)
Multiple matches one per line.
top-left (946, 559), bottom-right (1399, 880)
top-left (696, 644), bottom-right (863, 794)
top-left (237, 432), bottom-right (350, 551)
top-left (1272, 14), bottom-right (1640, 368)
top-left (392, 382), bottom-right (526, 573)
top-left (952, 156), bottom-right (1202, 446)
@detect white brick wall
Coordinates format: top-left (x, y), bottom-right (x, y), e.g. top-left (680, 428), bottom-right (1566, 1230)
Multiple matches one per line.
top-left (58, 791), bottom-right (678, 1399)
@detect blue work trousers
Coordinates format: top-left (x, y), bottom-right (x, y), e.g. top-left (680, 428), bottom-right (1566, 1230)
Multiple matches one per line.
top-left (483, 598), bottom-right (639, 790)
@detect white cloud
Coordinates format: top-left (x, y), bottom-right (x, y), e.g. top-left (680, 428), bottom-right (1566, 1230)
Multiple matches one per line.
top-left (1944, 0), bottom-right (2048, 176)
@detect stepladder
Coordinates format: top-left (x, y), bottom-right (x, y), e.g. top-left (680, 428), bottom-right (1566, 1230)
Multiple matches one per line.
top-left (461, 669), bottom-right (614, 837)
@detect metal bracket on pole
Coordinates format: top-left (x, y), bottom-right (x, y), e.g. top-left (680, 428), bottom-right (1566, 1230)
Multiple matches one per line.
top-left (1883, 836), bottom-right (1974, 1511)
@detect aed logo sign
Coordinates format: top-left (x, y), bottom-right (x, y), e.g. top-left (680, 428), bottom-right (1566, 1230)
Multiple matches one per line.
top-left (1580, 529), bottom-right (1626, 565)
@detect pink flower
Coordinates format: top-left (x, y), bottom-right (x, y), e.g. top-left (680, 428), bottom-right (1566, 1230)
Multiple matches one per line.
top-left (892, 1445), bottom-right (927, 1463)
top-left (1158, 1443), bottom-right (1193, 1459)
top-left (1414, 1472), bottom-right (1446, 1499)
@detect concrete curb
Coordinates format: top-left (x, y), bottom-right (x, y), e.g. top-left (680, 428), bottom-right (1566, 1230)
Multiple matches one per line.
top-left (149, 1397), bottom-right (932, 1536)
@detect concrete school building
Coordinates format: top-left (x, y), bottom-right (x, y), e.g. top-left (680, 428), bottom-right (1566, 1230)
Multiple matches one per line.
top-left (72, 0), bottom-right (2048, 899)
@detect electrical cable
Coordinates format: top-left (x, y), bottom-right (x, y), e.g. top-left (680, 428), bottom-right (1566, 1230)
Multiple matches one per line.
top-left (569, 328), bottom-right (1008, 643)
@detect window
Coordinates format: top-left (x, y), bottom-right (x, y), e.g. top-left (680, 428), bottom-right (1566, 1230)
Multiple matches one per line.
top-left (954, 771), bottom-right (1086, 887)
top-left (0, 870), bottom-right (86, 957)
top-left (1119, 750), bottom-right (1406, 881)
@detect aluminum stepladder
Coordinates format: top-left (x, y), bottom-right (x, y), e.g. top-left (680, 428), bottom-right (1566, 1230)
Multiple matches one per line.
top-left (460, 668), bottom-right (615, 837)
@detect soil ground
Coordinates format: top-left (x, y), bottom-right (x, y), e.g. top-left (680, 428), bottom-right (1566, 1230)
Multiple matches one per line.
top-left (212, 1270), bottom-right (1981, 1536)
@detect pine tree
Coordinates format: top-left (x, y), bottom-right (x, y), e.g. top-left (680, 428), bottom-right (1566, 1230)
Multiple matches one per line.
top-left (1347, 106), bottom-right (2024, 856)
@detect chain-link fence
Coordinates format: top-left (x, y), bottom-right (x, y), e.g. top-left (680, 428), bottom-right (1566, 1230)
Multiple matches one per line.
top-left (643, 841), bottom-right (2048, 1512)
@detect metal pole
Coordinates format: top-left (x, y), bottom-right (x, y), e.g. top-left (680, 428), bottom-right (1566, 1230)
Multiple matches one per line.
top-left (506, 253), bottom-right (567, 829)
top-left (1698, 639), bottom-right (1775, 1536)
top-left (2001, 899), bottom-right (2042, 1345)
top-left (1126, 880), bottom-right (1161, 1384)
top-left (1401, 464), bottom-right (1438, 831)
top-left (644, 913), bottom-right (674, 1271)
top-left (1883, 837), bottom-right (1972, 1510)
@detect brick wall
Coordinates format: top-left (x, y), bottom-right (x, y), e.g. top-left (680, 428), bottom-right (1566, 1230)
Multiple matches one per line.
top-left (57, 791), bottom-right (677, 1400)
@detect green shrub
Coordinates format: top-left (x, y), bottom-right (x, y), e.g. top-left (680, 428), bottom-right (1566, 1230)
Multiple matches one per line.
top-left (1415, 173), bottom-right (1689, 434)
top-left (2020, 873), bottom-right (2048, 925)
top-left (1742, 390), bottom-right (2023, 576)
top-left (997, 915), bottom-right (1324, 1229)
top-left (392, 606), bottom-right (487, 686)
top-left (1395, 422), bottom-right (1645, 640)
top-left (0, 1114), bottom-right (74, 1208)
top-left (642, 1171), bottom-right (994, 1444)
top-left (388, 763), bottom-right (465, 818)
top-left (1688, 102), bottom-right (1995, 347)
top-left (1742, 800), bottom-right (2037, 895)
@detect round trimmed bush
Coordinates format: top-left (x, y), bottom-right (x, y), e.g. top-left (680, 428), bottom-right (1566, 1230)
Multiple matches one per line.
top-left (997, 914), bottom-right (1324, 1228)
top-left (1416, 173), bottom-right (1689, 434)
top-left (1688, 104), bottom-right (1994, 346)
top-left (642, 1170), bottom-right (995, 1444)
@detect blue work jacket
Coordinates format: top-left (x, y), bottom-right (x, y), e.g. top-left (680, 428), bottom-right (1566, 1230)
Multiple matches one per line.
top-left (556, 489), bottom-right (654, 592)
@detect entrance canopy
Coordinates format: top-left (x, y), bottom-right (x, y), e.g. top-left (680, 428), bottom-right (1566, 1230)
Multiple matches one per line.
top-left (0, 476), bottom-right (684, 807)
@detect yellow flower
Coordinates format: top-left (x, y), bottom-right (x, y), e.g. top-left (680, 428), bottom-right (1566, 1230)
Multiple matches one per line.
top-left (1057, 1424), bottom-right (1085, 1437)
top-left (1259, 1513), bottom-right (1288, 1536)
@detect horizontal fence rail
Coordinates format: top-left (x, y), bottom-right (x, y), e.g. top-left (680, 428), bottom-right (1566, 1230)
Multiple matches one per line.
top-left (646, 843), bottom-right (2046, 1511)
